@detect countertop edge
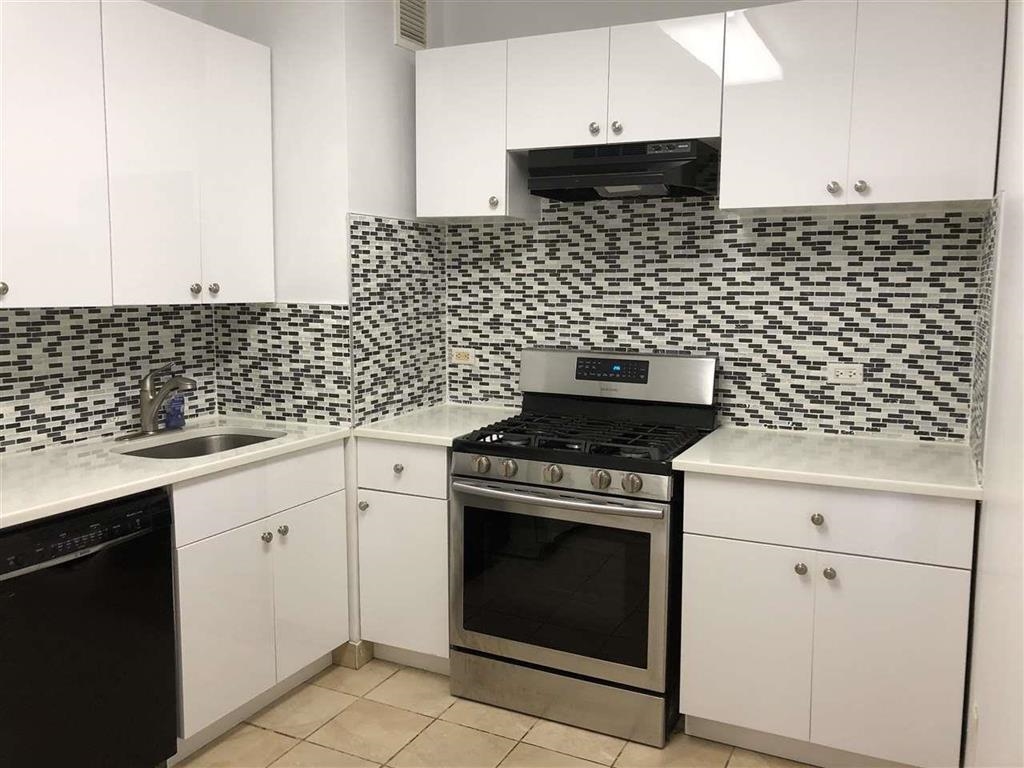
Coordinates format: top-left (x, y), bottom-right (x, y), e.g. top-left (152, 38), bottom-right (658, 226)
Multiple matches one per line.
top-left (352, 426), bottom-right (455, 447)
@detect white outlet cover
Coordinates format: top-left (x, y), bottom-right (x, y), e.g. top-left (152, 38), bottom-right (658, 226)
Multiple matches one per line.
top-left (827, 363), bottom-right (863, 384)
top-left (450, 347), bottom-right (476, 365)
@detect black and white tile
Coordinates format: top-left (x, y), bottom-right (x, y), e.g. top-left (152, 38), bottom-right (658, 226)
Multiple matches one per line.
top-left (447, 197), bottom-right (989, 441)
top-left (969, 199), bottom-right (999, 472)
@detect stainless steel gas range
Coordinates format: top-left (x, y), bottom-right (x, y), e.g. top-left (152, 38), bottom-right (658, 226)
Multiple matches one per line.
top-left (448, 349), bottom-right (718, 747)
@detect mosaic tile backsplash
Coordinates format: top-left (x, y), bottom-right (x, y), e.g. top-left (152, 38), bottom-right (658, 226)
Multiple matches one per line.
top-left (349, 214), bottom-right (446, 425)
top-left (969, 199), bottom-right (1000, 471)
top-left (447, 197), bottom-right (990, 441)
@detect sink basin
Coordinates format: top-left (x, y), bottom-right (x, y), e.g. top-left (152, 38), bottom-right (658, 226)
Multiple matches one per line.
top-left (123, 431), bottom-right (286, 459)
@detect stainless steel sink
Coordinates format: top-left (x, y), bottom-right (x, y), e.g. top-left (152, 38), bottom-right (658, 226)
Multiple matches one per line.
top-left (123, 432), bottom-right (285, 459)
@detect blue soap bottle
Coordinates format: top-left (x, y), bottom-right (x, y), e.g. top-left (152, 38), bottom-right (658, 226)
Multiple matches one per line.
top-left (165, 393), bottom-right (186, 430)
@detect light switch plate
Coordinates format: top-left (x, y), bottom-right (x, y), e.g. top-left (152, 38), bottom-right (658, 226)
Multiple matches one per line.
top-left (827, 363), bottom-right (863, 384)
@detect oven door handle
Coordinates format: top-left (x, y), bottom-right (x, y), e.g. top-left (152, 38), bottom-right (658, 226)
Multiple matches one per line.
top-left (451, 480), bottom-right (665, 519)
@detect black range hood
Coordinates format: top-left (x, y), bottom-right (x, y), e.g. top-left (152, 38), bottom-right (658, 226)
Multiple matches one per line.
top-left (527, 139), bottom-right (719, 202)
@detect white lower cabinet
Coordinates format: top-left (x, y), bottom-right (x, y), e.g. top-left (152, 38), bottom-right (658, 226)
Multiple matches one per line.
top-left (357, 488), bottom-right (449, 658)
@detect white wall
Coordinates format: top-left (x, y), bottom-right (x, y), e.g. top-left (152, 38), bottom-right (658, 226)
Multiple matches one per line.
top-left (966, 2), bottom-right (1024, 767)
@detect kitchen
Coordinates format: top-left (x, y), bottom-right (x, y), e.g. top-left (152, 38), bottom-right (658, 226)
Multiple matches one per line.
top-left (0, 1), bottom-right (1021, 767)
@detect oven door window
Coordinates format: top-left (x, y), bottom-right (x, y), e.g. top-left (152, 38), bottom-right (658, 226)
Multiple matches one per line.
top-left (462, 505), bottom-right (650, 669)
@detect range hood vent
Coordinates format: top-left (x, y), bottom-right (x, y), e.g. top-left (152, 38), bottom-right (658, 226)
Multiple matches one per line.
top-left (527, 139), bottom-right (719, 202)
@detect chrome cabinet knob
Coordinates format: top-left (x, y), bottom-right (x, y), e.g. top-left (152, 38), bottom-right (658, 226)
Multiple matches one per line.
top-left (472, 455), bottom-right (491, 474)
top-left (811, 513), bottom-right (825, 526)
top-left (0, 281), bottom-right (8, 296)
top-left (794, 562), bottom-right (808, 576)
top-left (621, 473), bottom-right (644, 493)
top-left (823, 566), bottom-right (837, 580)
top-left (501, 459), bottom-right (518, 478)
top-left (542, 464), bottom-right (564, 483)
top-left (591, 469), bottom-right (612, 490)
top-left (826, 181), bottom-right (841, 195)
top-left (854, 179), bottom-right (869, 194)
top-left (588, 121), bottom-right (600, 136)
top-left (261, 531), bottom-right (273, 543)
top-left (393, 463), bottom-right (405, 474)
top-left (208, 282), bottom-right (220, 295)
top-left (611, 120), bottom-right (623, 135)
top-left (358, 501), bottom-right (369, 511)
top-left (488, 195), bottom-right (499, 209)
top-left (190, 282), bottom-right (202, 295)
top-left (277, 525), bottom-right (289, 536)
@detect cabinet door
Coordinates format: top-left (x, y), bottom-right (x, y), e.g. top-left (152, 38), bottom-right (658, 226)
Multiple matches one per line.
top-left (358, 489), bottom-right (449, 657)
top-left (103, 0), bottom-right (204, 305)
top-left (177, 519), bottom-right (277, 738)
top-left (846, 0), bottom-right (1004, 204)
top-left (607, 15), bottom-right (724, 143)
top-left (0, 0), bottom-right (111, 308)
top-left (507, 28), bottom-right (611, 150)
top-left (810, 552), bottom-right (970, 767)
top-left (719, 1), bottom-right (857, 209)
top-left (417, 41), bottom-right (510, 217)
top-left (272, 492), bottom-right (348, 680)
top-left (681, 535), bottom-right (814, 740)
top-left (200, 24), bottom-right (275, 303)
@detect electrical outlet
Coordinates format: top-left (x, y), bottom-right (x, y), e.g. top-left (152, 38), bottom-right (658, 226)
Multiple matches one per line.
top-left (827, 363), bottom-right (863, 384)
top-left (450, 347), bottom-right (476, 365)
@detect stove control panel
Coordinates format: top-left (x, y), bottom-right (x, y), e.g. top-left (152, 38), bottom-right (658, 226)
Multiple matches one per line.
top-left (575, 357), bottom-right (649, 385)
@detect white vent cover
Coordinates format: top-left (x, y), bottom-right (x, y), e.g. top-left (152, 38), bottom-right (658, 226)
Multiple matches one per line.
top-left (395, 0), bottom-right (427, 51)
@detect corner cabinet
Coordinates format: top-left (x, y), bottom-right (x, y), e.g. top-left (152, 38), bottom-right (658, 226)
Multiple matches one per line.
top-left (680, 474), bottom-right (974, 768)
top-left (719, 0), bottom-right (1004, 209)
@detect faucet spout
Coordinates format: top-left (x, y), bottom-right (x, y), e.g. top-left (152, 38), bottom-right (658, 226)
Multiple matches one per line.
top-left (138, 363), bottom-right (197, 435)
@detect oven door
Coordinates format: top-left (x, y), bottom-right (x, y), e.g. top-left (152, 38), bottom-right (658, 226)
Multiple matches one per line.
top-left (450, 477), bottom-right (669, 693)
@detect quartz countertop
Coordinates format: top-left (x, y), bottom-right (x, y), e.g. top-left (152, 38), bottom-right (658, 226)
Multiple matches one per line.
top-left (0, 416), bottom-right (351, 530)
top-left (673, 426), bottom-right (982, 500)
top-left (353, 403), bottom-right (518, 447)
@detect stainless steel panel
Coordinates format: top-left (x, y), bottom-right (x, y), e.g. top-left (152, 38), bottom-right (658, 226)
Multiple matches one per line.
top-left (450, 649), bottom-right (670, 747)
top-left (450, 479), bottom-right (665, 519)
top-left (520, 349), bottom-right (716, 406)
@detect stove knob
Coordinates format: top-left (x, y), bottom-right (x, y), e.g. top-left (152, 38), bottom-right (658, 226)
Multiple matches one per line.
top-left (621, 473), bottom-right (644, 493)
top-left (543, 464), bottom-right (564, 483)
top-left (472, 455), bottom-right (492, 474)
top-left (591, 469), bottom-right (612, 490)
top-left (501, 459), bottom-right (518, 478)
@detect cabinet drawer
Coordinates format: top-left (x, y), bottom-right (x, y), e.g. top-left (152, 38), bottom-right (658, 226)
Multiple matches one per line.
top-left (683, 474), bottom-right (974, 568)
top-left (266, 442), bottom-right (345, 513)
top-left (358, 439), bottom-right (448, 499)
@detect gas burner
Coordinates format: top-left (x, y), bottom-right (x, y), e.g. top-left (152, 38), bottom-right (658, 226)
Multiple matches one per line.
top-left (478, 431), bottom-right (532, 447)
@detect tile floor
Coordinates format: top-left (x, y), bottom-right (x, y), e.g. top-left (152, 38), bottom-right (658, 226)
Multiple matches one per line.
top-left (177, 661), bottom-right (815, 768)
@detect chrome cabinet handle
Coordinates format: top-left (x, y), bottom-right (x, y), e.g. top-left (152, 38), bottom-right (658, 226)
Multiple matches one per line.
top-left (358, 501), bottom-right (369, 511)
top-left (277, 525), bottom-right (289, 536)
top-left (794, 562), bottom-right (808, 575)
top-left (393, 463), bottom-right (405, 474)
top-left (488, 195), bottom-right (499, 209)
top-left (811, 513), bottom-right (825, 526)
top-left (826, 181), bottom-right (841, 195)
top-left (190, 282), bottom-right (202, 296)
top-left (853, 179), bottom-right (869, 194)
top-left (823, 566), bottom-right (837, 580)
top-left (611, 120), bottom-right (623, 135)
top-left (261, 531), bottom-right (273, 543)
top-left (588, 121), bottom-right (600, 136)
top-left (0, 281), bottom-right (8, 296)
top-left (208, 282), bottom-right (220, 295)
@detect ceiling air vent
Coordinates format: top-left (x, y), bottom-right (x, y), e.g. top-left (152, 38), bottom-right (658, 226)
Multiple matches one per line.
top-left (395, 0), bottom-right (427, 51)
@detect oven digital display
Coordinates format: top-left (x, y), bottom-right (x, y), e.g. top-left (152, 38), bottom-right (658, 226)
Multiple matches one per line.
top-left (575, 357), bottom-right (649, 384)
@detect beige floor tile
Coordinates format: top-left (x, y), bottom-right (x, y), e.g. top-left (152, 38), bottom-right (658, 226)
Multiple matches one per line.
top-left (501, 743), bottom-right (606, 767)
top-left (364, 667), bottom-right (456, 717)
top-left (249, 684), bottom-right (358, 739)
top-left (523, 720), bottom-right (626, 766)
top-left (441, 698), bottom-right (538, 740)
top-left (313, 660), bottom-right (401, 697)
top-left (727, 748), bottom-right (815, 768)
top-left (177, 724), bottom-right (297, 768)
top-left (390, 720), bottom-right (516, 768)
top-left (615, 732), bottom-right (733, 767)
top-left (307, 699), bottom-right (431, 764)
top-left (269, 741), bottom-right (379, 767)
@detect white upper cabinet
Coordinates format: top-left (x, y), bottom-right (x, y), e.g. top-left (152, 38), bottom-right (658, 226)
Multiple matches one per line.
top-left (0, 0), bottom-right (111, 308)
top-left (846, 0), bottom-right (1004, 205)
top-left (607, 15), bottom-right (724, 143)
top-left (507, 28), bottom-right (611, 150)
top-left (103, 0), bottom-right (204, 306)
top-left (719, 1), bottom-right (858, 209)
top-left (416, 41), bottom-right (536, 219)
top-left (200, 24), bottom-right (275, 303)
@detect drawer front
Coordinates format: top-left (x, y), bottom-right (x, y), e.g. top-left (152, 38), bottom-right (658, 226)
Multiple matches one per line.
top-left (358, 438), bottom-right (449, 499)
top-left (266, 442), bottom-right (345, 512)
top-left (683, 473), bottom-right (975, 568)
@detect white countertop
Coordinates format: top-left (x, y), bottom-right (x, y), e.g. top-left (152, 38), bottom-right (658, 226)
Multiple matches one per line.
top-left (673, 426), bottom-right (982, 499)
top-left (353, 403), bottom-right (518, 446)
top-left (0, 416), bottom-right (351, 530)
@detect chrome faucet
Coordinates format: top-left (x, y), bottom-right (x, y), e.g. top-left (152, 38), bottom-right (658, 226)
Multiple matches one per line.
top-left (138, 362), bottom-right (197, 435)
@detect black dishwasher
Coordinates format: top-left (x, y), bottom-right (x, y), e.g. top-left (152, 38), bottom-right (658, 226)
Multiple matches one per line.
top-left (0, 489), bottom-right (178, 768)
